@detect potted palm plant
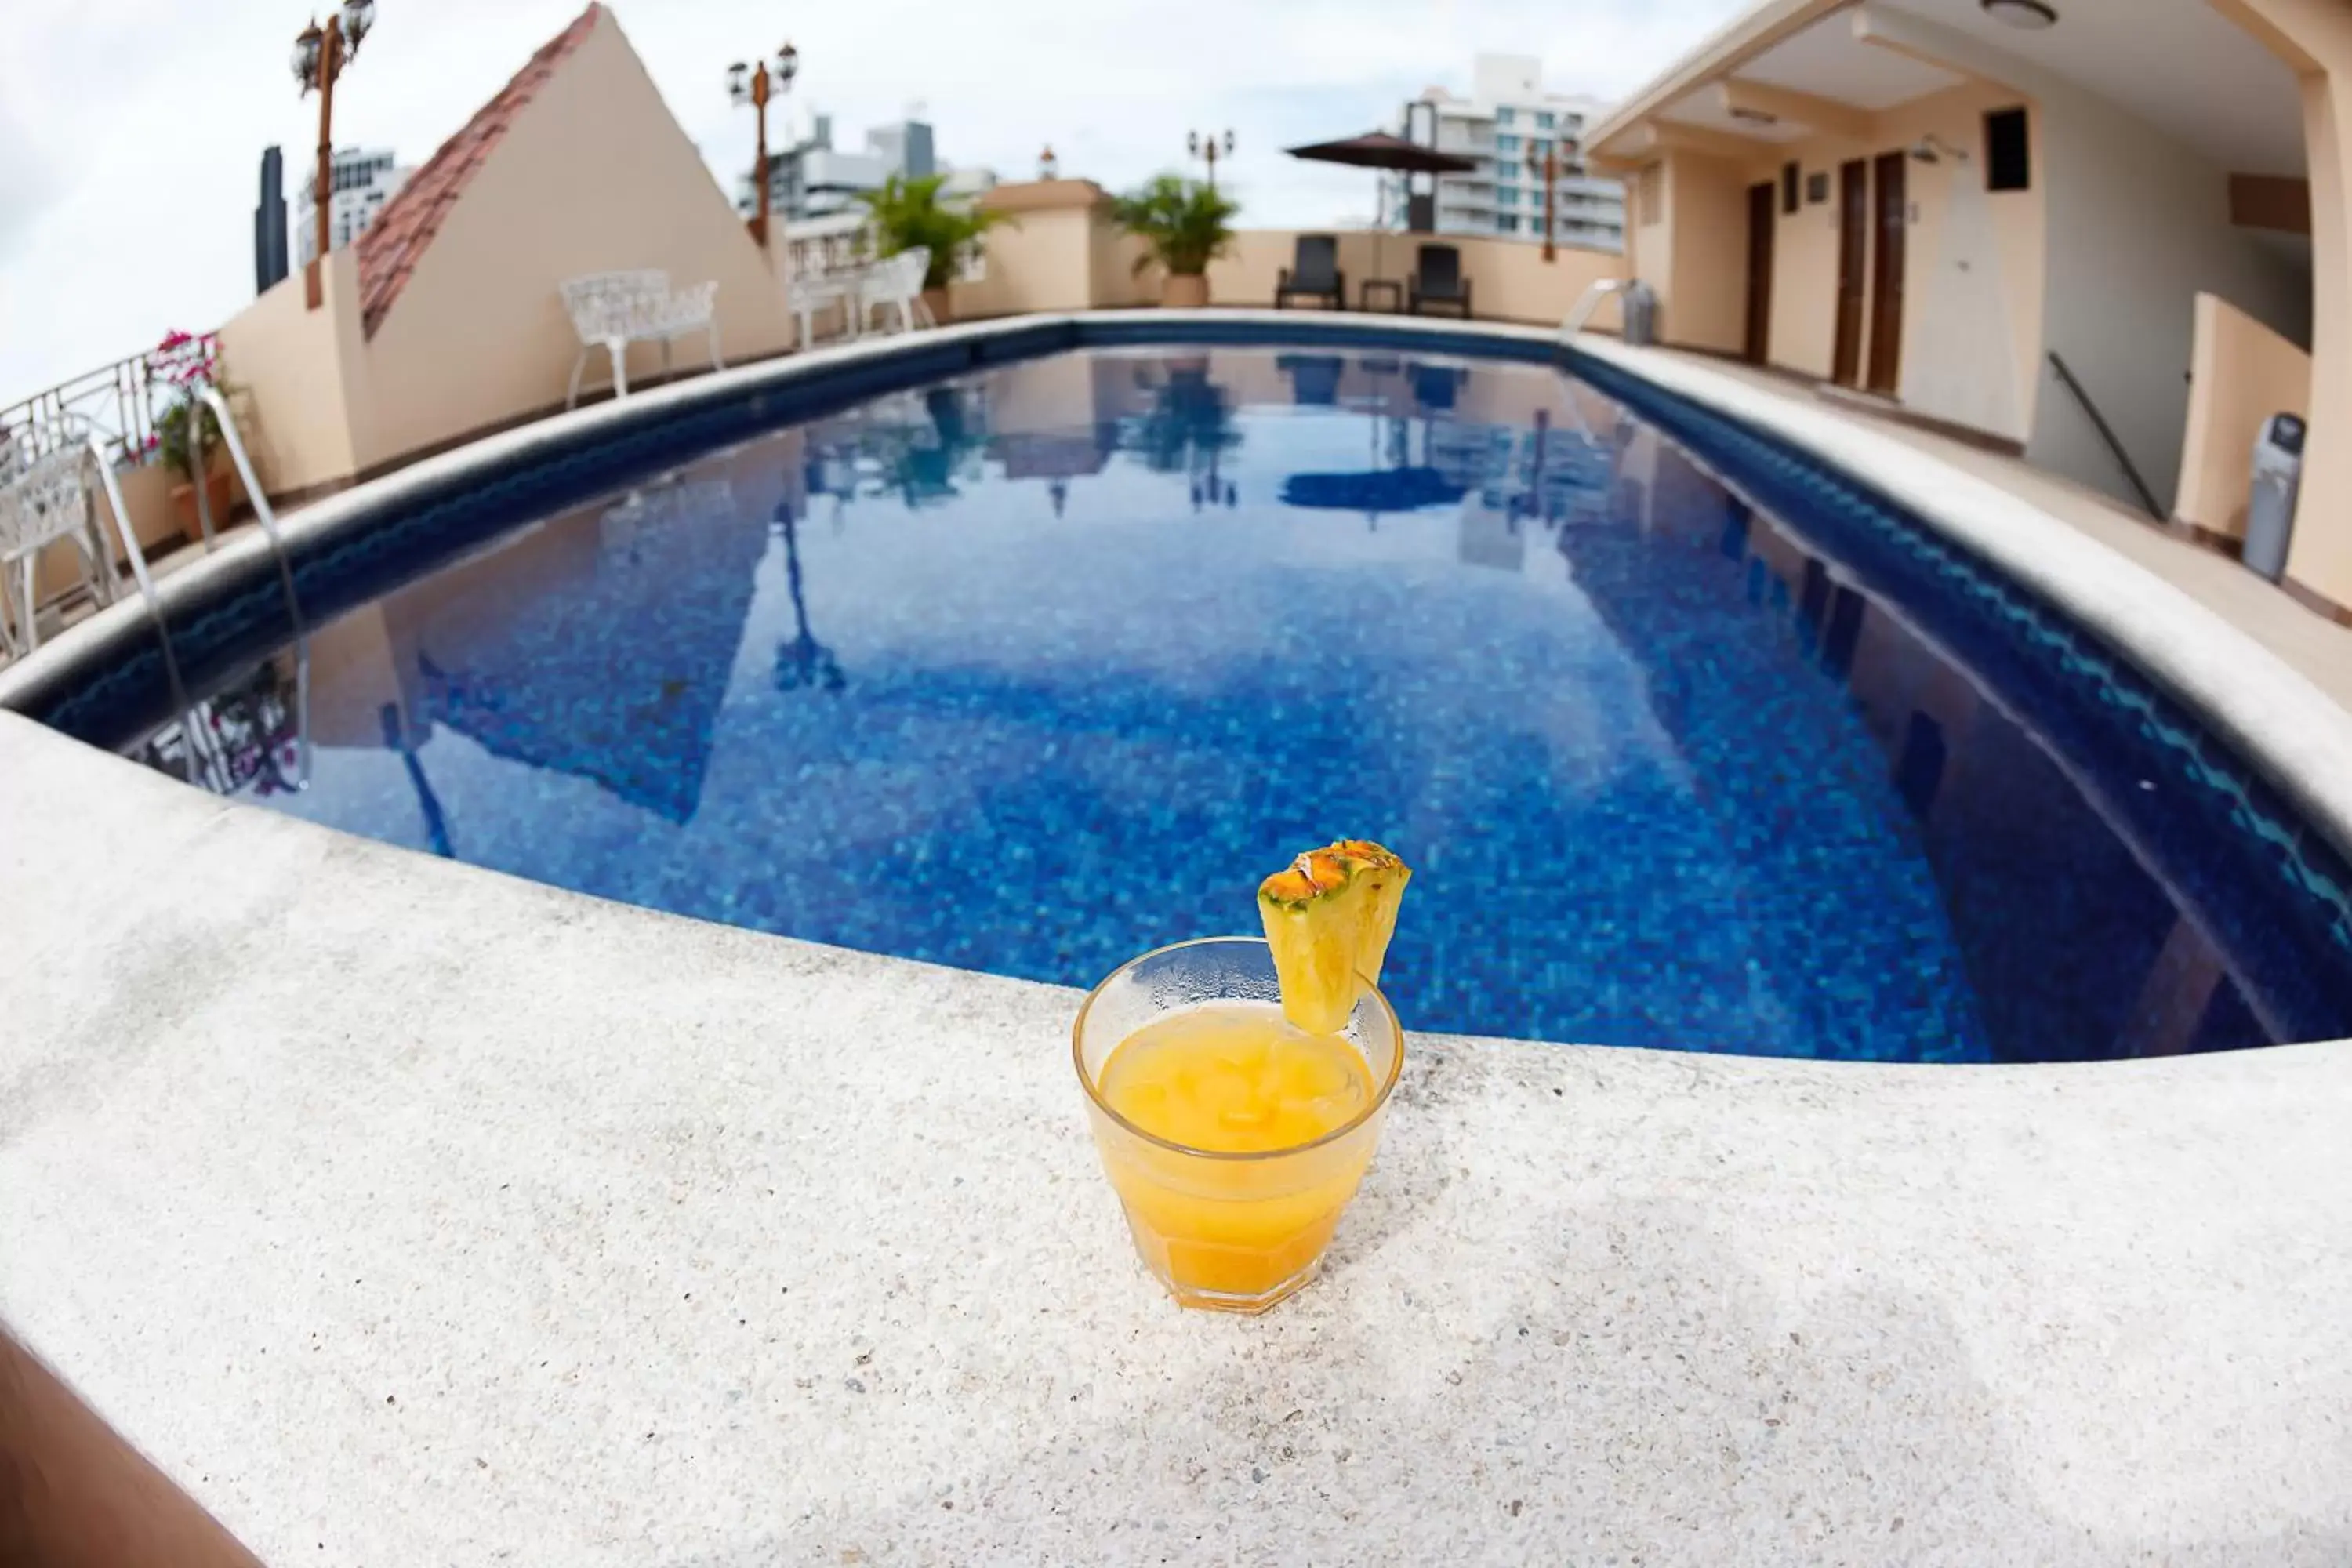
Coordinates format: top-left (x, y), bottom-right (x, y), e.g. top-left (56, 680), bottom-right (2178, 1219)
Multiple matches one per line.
top-left (1114, 175), bottom-right (1240, 308)
top-left (856, 173), bottom-right (1010, 325)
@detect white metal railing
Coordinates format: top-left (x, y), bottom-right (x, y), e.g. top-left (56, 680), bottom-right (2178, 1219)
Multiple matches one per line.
top-left (1, 351), bottom-right (165, 469)
top-left (1560, 279), bottom-right (1629, 339)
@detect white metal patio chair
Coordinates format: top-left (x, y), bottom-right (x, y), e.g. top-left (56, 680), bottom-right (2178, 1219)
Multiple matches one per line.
top-left (560, 270), bottom-right (724, 408)
top-left (787, 267), bottom-right (862, 350)
top-left (0, 439), bottom-right (116, 658)
top-left (859, 247), bottom-right (936, 336)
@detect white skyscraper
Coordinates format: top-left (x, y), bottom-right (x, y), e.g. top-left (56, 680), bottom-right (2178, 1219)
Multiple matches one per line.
top-left (737, 114), bottom-right (994, 226)
top-left (294, 147), bottom-right (410, 264)
top-left (1389, 55), bottom-right (1625, 253)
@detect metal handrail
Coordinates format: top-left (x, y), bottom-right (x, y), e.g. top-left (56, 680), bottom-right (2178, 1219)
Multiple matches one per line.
top-left (2046, 351), bottom-right (2165, 522)
top-left (188, 386), bottom-right (311, 790)
top-left (77, 430), bottom-right (203, 783)
top-left (1559, 278), bottom-right (1628, 339)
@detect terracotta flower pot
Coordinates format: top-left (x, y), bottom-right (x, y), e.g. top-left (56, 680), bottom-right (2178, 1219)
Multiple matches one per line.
top-left (1161, 273), bottom-right (1210, 309)
top-left (169, 468), bottom-right (237, 537)
top-left (921, 287), bottom-right (953, 325)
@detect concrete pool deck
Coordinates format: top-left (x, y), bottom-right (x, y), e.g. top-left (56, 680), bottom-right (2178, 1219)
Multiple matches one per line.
top-left (4, 712), bottom-right (2351, 1563)
top-left (4, 310), bottom-right (2352, 1562)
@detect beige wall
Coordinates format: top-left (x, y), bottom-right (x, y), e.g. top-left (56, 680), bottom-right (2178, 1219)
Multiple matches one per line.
top-left (215, 247), bottom-right (367, 496)
top-left (937, 204), bottom-right (1625, 325)
top-left (1092, 226), bottom-right (1158, 309)
top-left (940, 180), bottom-right (1162, 317)
top-left (355, 13), bottom-right (793, 471)
top-left (2290, 31), bottom-right (2352, 605)
top-left (1206, 229), bottom-right (1623, 324)
top-left (949, 198), bottom-right (1095, 318)
top-left (1661, 152), bottom-right (1752, 354)
top-left (2175, 292), bottom-right (2311, 539)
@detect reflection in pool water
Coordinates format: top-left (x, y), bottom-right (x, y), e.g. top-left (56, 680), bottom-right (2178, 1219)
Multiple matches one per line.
top-left (191, 347), bottom-right (2352, 1061)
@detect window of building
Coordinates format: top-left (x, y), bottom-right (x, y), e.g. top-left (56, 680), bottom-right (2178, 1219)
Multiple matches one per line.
top-left (1535, 111), bottom-right (1555, 130)
top-left (1497, 133), bottom-right (1520, 153)
top-left (1533, 137), bottom-right (1552, 157)
top-left (1985, 107), bottom-right (2031, 191)
top-left (1496, 107), bottom-right (1516, 126)
top-left (1499, 185), bottom-right (1519, 206)
top-left (1497, 214), bottom-right (1520, 233)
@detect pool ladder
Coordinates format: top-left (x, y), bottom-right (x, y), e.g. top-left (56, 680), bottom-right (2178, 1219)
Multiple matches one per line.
top-left (90, 387), bottom-right (310, 790)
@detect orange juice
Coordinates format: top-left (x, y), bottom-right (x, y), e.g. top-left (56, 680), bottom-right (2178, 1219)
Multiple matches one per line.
top-left (1091, 1002), bottom-right (1379, 1306)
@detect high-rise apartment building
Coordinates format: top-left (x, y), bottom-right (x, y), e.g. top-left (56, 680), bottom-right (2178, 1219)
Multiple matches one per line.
top-left (738, 114), bottom-right (991, 225)
top-left (294, 147), bottom-right (410, 264)
top-left (1389, 55), bottom-right (1625, 253)
top-left (255, 147), bottom-right (289, 296)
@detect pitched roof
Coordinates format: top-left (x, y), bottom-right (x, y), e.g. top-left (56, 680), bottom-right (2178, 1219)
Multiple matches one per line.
top-left (354, 3), bottom-right (603, 339)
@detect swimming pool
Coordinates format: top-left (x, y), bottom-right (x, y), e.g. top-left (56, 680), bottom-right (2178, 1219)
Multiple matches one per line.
top-left (38, 336), bottom-right (2352, 1060)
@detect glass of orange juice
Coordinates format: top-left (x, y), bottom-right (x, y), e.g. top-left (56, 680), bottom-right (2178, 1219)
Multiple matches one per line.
top-left (1073, 935), bottom-right (1404, 1314)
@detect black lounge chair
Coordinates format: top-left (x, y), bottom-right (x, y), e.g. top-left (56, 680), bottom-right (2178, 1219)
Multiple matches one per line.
top-left (1275, 235), bottom-right (1345, 310)
top-left (1407, 244), bottom-right (1472, 318)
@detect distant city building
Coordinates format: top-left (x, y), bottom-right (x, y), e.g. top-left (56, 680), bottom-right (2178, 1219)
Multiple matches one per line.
top-left (739, 114), bottom-right (993, 224)
top-left (254, 147), bottom-right (289, 296)
top-left (1388, 54), bottom-right (1624, 252)
top-left (294, 147), bottom-right (411, 264)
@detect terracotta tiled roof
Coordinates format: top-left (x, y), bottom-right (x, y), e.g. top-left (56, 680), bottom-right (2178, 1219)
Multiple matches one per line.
top-left (354, 3), bottom-right (603, 339)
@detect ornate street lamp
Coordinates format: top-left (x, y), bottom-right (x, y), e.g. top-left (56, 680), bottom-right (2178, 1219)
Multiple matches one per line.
top-left (1524, 140), bottom-right (1558, 263)
top-left (730, 41), bottom-right (799, 249)
top-left (292, 0), bottom-right (379, 310)
top-left (1187, 128), bottom-right (1236, 192)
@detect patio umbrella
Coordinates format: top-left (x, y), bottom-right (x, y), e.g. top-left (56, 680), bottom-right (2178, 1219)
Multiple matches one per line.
top-left (1284, 132), bottom-right (1479, 281)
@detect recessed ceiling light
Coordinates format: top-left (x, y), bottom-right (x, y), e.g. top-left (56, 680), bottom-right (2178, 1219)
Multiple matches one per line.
top-left (1983, 0), bottom-right (2058, 27)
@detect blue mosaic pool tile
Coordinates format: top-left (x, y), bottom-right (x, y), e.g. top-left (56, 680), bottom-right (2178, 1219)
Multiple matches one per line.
top-left (45, 341), bottom-right (2352, 1062)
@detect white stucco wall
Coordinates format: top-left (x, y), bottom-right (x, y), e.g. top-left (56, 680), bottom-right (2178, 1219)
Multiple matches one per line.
top-left (1859, 5), bottom-right (2310, 513)
top-left (2031, 76), bottom-right (2309, 511)
top-left (1901, 151), bottom-right (2033, 442)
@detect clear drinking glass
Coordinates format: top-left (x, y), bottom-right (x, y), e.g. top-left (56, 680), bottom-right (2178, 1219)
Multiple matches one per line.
top-left (1073, 935), bottom-right (1404, 1314)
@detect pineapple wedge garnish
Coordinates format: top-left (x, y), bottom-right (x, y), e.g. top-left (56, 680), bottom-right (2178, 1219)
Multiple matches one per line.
top-left (1258, 840), bottom-right (1412, 1034)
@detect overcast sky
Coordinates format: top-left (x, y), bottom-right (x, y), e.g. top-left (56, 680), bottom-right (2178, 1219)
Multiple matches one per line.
top-left (0, 0), bottom-right (1740, 403)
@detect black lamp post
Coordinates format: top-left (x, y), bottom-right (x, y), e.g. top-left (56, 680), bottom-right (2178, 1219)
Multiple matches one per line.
top-left (1187, 128), bottom-right (1236, 191)
top-left (771, 503), bottom-right (844, 693)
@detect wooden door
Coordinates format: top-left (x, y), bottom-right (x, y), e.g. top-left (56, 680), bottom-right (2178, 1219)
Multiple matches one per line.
top-left (1744, 180), bottom-right (1775, 365)
top-left (1867, 151), bottom-right (1907, 395)
top-left (1833, 159), bottom-right (1868, 387)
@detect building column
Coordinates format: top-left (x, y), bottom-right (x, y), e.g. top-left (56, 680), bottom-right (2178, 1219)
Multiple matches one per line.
top-left (2288, 63), bottom-right (2352, 615)
top-left (2211, 0), bottom-right (2352, 617)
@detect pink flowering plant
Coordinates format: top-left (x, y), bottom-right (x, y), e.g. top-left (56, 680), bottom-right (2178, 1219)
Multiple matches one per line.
top-left (147, 329), bottom-right (230, 478)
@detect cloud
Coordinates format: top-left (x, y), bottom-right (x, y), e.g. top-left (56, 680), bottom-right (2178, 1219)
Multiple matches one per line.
top-left (0, 0), bottom-right (1744, 404)
top-left (0, 100), bottom-right (63, 265)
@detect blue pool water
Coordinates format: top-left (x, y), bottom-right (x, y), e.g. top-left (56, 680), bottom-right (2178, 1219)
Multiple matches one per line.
top-left (147, 346), bottom-right (2352, 1059)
